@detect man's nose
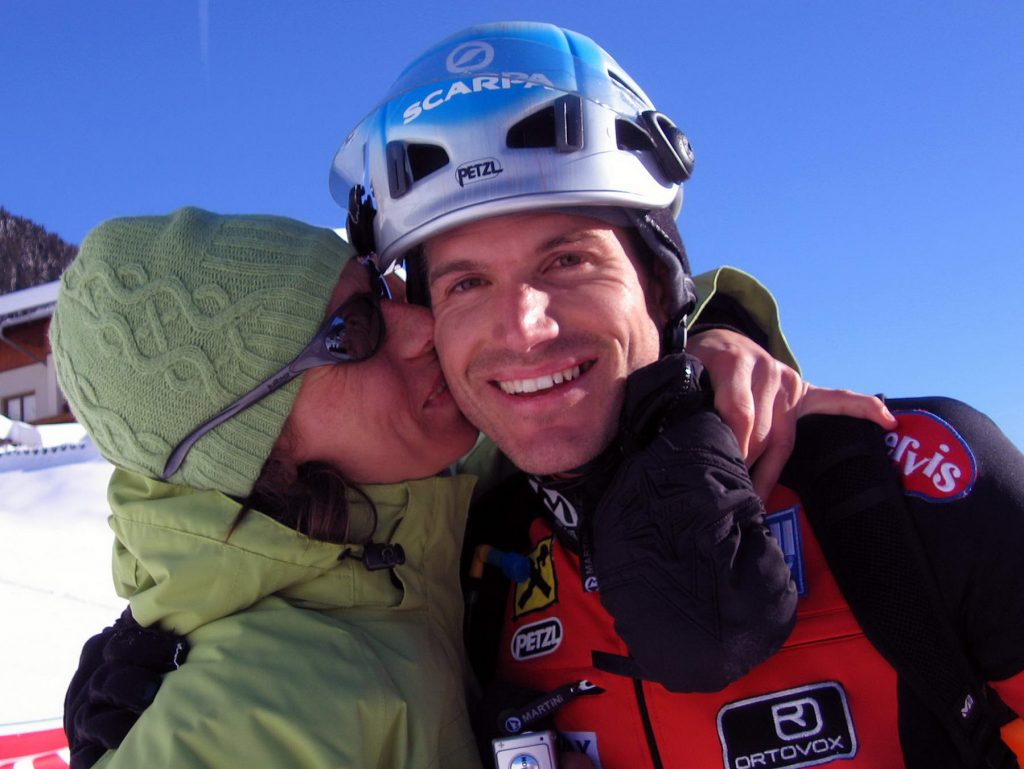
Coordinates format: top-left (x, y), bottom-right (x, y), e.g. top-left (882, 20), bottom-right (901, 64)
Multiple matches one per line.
top-left (495, 283), bottom-right (558, 352)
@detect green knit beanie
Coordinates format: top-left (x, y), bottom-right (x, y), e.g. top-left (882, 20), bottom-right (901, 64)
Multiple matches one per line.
top-left (49, 207), bottom-right (353, 497)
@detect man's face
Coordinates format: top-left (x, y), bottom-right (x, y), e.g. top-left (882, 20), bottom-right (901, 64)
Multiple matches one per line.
top-left (424, 211), bottom-right (667, 474)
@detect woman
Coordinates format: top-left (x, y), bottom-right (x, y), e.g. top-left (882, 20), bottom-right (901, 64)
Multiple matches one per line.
top-left (54, 207), bottom-right (864, 768)
top-left (50, 207), bottom-right (484, 768)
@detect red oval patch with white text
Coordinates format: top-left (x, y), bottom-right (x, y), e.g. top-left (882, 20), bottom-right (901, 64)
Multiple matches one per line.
top-left (885, 410), bottom-right (976, 502)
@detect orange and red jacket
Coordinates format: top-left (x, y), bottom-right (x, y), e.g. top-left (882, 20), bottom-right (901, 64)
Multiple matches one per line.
top-left (464, 398), bottom-right (1024, 769)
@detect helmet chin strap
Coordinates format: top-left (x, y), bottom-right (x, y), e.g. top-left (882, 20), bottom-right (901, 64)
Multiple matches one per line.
top-left (622, 209), bottom-right (695, 310)
top-left (620, 208), bottom-right (696, 359)
top-left (403, 247), bottom-right (430, 307)
top-left (663, 314), bottom-right (689, 355)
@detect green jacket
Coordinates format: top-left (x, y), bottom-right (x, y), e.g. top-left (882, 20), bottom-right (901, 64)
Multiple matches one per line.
top-left (96, 468), bottom-right (481, 769)
top-left (691, 265), bottom-right (797, 372)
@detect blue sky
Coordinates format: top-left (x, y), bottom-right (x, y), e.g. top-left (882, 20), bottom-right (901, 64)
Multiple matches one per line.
top-left (4, 2), bottom-right (1022, 448)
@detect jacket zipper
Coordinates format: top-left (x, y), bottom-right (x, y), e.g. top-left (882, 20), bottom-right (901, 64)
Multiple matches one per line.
top-left (634, 678), bottom-right (665, 769)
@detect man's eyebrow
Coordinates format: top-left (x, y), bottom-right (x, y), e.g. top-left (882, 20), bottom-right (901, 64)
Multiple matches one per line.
top-left (538, 230), bottom-right (605, 251)
top-left (427, 258), bottom-right (481, 286)
top-left (426, 229), bottom-right (607, 285)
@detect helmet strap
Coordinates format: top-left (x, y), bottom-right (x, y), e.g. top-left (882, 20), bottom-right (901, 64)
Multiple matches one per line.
top-left (622, 208), bottom-right (697, 345)
top-left (663, 314), bottom-right (689, 355)
top-left (346, 184), bottom-right (377, 256)
top-left (404, 247), bottom-right (431, 307)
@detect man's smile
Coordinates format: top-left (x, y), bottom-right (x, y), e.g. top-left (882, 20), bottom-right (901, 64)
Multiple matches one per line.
top-left (495, 361), bottom-right (595, 395)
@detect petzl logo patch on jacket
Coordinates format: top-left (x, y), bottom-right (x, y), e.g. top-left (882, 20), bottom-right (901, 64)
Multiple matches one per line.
top-left (717, 682), bottom-right (857, 768)
top-left (886, 410), bottom-right (977, 502)
top-left (511, 618), bottom-right (563, 660)
top-left (514, 536), bottom-right (558, 617)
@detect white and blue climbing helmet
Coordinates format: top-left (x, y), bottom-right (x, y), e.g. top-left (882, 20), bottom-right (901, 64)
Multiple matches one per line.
top-left (330, 21), bottom-right (697, 329)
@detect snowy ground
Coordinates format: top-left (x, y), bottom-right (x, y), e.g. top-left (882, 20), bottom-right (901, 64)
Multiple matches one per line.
top-left (0, 424), bottom-right (121, 763)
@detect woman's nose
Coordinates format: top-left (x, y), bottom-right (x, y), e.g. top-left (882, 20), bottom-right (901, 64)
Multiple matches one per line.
top-left (379, 300), bottom-right (436, 359)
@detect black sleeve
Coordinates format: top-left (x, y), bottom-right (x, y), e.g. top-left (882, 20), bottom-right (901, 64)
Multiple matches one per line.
top-left (888, 397), bottom-right (1024, 687)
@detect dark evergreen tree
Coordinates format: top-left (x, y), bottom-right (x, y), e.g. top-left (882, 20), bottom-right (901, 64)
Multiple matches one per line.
top-left (0, 208), bottom-right (78, 294)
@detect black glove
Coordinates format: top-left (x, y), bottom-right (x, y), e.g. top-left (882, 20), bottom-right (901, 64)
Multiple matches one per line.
top-left (64, 606), bottom-right (188, 769)
top-left (592, 353), bottom-right (798, 692)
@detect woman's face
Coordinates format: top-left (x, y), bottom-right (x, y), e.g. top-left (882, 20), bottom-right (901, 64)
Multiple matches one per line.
top-left (282, 259), bottom-right (479, 484)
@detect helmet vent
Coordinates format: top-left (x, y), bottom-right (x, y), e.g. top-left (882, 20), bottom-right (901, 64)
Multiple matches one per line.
top-left (507, 106), bottom-right (558, 148)
top-left (616, 119), bottom-right (656, 152)
top-left (386, 141), bottom-right (450, 199)
top-left (406, 143), bottom-right (450, 181)
top-left (506, 95), bottom-right (584, 152)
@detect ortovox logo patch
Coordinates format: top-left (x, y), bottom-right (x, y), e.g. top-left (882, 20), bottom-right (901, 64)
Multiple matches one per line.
top-left (513, 536), bottom-right (558, 618)
top-left (718, 682), bottom-right (857, 769)
top-left (511, 617), bottom-right (563, 661)
top-left (886, 410), bottom-right (977, 502)
top-left (766, 506), bottom-right (806, 597)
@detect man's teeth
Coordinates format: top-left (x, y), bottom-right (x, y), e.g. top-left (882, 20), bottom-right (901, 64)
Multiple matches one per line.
top-left (499, 365), bottom-right (582, 395)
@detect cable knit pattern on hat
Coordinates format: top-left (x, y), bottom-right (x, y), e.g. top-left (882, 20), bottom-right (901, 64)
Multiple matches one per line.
top-left (49, 208), bottom-right (352, 496)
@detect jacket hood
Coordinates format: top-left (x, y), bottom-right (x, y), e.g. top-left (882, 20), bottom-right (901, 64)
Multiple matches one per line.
top-left (107, 468), bottom-right (477, 635)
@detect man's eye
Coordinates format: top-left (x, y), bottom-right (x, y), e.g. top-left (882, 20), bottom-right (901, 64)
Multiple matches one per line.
top-left (451, 276), bottom-right (485, 293)
top-left (554, 253), bottom-right (584, 268)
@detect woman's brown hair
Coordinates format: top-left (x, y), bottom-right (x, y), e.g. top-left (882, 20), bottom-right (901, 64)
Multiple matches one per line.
top-left (231, 420), bottom-right (378, 544)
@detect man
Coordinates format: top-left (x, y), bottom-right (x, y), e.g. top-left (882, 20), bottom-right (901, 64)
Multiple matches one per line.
top-left (330, 21), bottom-right (891, 497)
top-left (330, 21), bottom-right (1024, 768)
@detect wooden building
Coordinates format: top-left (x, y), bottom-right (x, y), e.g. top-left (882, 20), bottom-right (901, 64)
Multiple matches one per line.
top-left (0, 281), bottom-right (69, 424)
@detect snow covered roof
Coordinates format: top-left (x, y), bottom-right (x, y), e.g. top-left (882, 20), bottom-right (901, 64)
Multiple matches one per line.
top-left (0, 280), bottom-right (59, 328)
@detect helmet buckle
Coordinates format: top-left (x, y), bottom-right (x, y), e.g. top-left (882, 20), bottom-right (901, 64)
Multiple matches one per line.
top-left (640, 111), bottom-right (694, 183)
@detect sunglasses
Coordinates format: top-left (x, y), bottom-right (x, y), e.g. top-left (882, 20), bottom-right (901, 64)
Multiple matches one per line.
top-left (162, 260), bottom-right (391, 480)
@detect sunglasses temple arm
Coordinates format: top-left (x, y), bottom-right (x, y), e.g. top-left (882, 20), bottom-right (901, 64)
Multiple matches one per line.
top-left (161, 357), bottom-right (315, 480)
